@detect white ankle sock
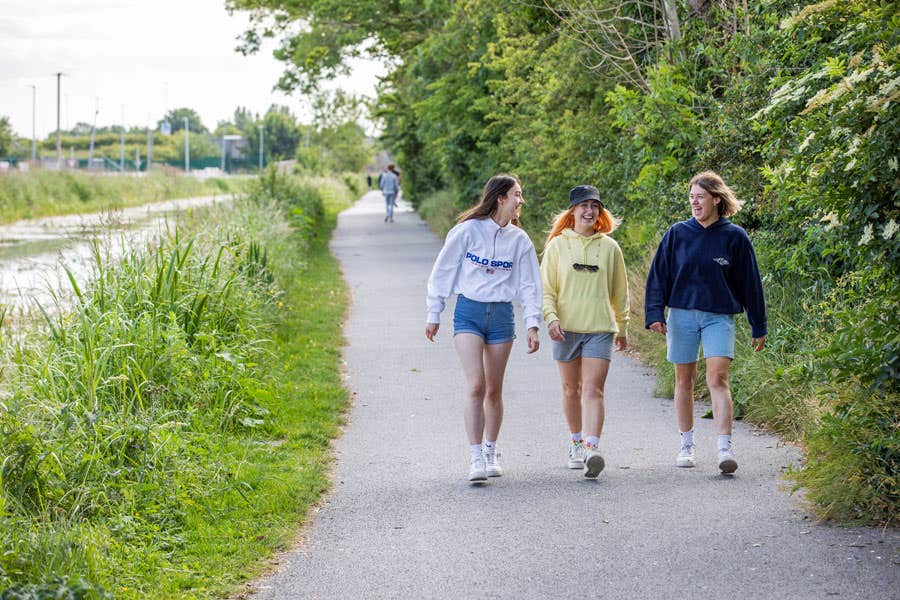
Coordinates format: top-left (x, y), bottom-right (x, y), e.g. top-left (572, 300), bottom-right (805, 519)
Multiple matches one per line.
top-left (680, 430), bottom-right (694, 447)
top-left (585, 435), bottom-right (600, 448)
top-left (471, 444), bottom-right (484, 460)
top-left (717, 434), bottom-right (732, 451)
top-left (571, 432), bottom-right (583, 443)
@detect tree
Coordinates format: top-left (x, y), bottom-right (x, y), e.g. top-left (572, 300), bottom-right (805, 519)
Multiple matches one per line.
top-left (262, 106), bottom-right (301, 159)
top-left (157, 108), bottom-right (208, 134)
top-left (0, 116), bottom-right (14, 157)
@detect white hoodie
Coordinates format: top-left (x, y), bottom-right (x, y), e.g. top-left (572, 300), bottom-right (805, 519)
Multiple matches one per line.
top-left (426, 217), bottom-right (543, 330)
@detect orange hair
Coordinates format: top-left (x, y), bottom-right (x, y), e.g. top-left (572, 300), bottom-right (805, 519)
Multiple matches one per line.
top-left (544, 205), bottom-right (620, 249)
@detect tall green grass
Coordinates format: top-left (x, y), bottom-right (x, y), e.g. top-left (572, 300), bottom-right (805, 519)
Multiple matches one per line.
top-left (0, 170), bottom-right (239, 224)
top-left (0, 170), bottom-right (353, 596)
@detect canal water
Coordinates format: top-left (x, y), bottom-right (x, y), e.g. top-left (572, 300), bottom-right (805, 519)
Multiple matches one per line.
top-left (0, 194), bottom-right (230, 320)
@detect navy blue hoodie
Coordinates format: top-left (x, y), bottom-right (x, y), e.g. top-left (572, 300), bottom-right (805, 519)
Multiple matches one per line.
top-left (644, 218), bottom-right (767, 338)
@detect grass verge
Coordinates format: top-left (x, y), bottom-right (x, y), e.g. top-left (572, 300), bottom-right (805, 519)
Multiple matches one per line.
top-left (0, 169), bottom-right (242, 224)
top-left (0, 171), bottom-right (353, 597)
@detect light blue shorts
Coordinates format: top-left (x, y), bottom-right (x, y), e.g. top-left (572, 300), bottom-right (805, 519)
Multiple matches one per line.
top-left (552, 332), bottom-right (615, 362)
top-left (453, 294), bottom-right (515, 345)
top-left (666, 308), bottom-right (735, 364)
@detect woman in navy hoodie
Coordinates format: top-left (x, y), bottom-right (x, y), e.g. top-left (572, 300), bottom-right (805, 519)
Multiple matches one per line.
top-left (645, 171), bottom-right (767, 474)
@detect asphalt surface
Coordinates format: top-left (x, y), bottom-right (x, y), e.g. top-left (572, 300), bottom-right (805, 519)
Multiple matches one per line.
top-left (251, 190), bottom-right (899, 599)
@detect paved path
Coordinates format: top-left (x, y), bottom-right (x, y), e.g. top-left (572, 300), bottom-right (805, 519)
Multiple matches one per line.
top-left (251, 191), bottom-right (898, 599)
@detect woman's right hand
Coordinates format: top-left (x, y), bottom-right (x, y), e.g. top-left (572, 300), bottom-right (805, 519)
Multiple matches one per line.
top-left (425, 323), bottom-right (439, 342)
top-left (548, 320), bottom-right (565, 342)
top-left (649, 321), bottom-right (667, 335)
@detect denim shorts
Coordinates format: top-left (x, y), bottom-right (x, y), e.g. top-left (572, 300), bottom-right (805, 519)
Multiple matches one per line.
top-left (552, 332), bottom-right (615, 362)
top-left (666, 308), bottom-right (736, 364)
top-left (453, 294), bottom-right (515, 345)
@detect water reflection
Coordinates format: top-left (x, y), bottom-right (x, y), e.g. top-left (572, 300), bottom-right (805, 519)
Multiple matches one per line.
top-left (0, 195), bottom-right (230, 318)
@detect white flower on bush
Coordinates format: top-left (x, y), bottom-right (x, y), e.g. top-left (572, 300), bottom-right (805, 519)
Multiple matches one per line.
top-left (798, 132), bottom-right (816, 152)
top-left (889, 157), bottom-right (898, 171)
top-left (820, 211), bottom-right (841, 231)
top-left (883, 219), bottom-right (898, 240)
top-left (858, 223), bottom-right (874, 246)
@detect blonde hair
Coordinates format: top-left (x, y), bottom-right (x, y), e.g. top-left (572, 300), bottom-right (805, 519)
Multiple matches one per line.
top-left (544, 203), bottom-right (621, 249)
top-left (689, 171), bottom-right (744, 217)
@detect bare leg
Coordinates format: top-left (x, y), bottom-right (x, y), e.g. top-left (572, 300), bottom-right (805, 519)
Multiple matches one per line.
top-left (454, 333), bottom-right (487, 445)
top-left (705, 356), bottom-right (733, 435)
top-left (482, 341), bottom-right (513, 441)
top-left (557, 359), bottom-right (583, 434)
top-left (581, 357), bottom-right (611, 439)
top-left (674, 362), bottom-right (698, 433)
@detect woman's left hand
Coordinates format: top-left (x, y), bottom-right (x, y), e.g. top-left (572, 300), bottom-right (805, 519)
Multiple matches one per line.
top-left (614, 336), bottom-right (627, 352)
top-left (526, 327), bottom-right (540, 354)
top-left (752, 335), bottom-right (766, 352)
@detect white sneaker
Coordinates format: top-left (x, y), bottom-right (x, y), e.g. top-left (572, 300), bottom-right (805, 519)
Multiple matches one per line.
top-left (717, 448), bottom-right (738, 474)
top-left (676, 444), bottom-right (696, 468)
top-left (583, 446), bottom-right (605, 478)
top-left (468, 456), bottom-right (487, 482)
top-left (567, 441), bottom-right (585, 469)
top-left (484, 446), bottom-right (502, 477)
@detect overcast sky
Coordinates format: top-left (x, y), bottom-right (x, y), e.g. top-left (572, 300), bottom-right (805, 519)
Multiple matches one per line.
top-left (0, 0), bottom-right (382, 139)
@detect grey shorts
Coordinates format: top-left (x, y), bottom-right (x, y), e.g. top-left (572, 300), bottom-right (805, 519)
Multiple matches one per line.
top-left (551, 331), bottom-right (615, 362)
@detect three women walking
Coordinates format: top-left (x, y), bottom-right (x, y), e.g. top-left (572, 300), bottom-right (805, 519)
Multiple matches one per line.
top-left (426, 170), bottom-right (765, 482)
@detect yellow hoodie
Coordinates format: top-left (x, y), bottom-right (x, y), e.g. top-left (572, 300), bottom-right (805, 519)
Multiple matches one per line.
top-left (541, 228), bottom-right (629, 335)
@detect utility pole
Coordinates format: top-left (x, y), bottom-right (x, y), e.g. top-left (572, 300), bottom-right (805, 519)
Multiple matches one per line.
top-left (29, 85), bottom-right (36, 162)
top-left (183, 117), bottom-right (190, 173)
top-left (120, 105), bottom-right (125, 172)
top-left (146, 116), bottom-right (152, 172)
top-left (259, 124), bottom-right (264, 170)
top-left (55, 72), bottom-right (64, 169)
top-left (88, 98), bottom-right (98, 169)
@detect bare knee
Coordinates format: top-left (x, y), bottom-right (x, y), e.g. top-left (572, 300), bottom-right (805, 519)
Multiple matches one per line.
top-left (706, 371), bottom-right (730, 393)
top-left (484, 384), bottom-right (503, 405)
top-left (561, 381), bottom-right (581, 402)
top-left (584, 385), bottom-right (605, 403)
top-left (467, 380), bottom-right (486, 401)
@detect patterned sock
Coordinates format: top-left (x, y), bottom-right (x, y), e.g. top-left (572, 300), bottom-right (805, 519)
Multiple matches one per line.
top-left (680, 430), bottom-right (694, 448)
top-left (571, 432), bottom-right (584, 443)
top-left (585, 435), bottom-right (600, 448)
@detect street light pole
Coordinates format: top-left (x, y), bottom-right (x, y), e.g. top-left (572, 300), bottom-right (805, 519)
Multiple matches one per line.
top-left (258, 124), bottom-right (264, 170)
top-left (120, 106), bottom-right (126, 172)
top-left (55, 72), bottom-right (63, 169)
top-left (183, 117), bottom-right (190, 173)
top-left (29, 85), bottom-right (36, 162)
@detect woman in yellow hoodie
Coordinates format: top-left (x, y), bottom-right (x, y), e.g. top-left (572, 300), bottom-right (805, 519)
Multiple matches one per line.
top-left (540, 185), bottom-right (629, 478)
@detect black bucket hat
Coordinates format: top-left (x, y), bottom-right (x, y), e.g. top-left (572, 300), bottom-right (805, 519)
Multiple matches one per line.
top-left (568, 185), bottom-right (602, 208)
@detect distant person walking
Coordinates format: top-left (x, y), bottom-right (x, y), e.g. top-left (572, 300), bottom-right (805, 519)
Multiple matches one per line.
top-left (425, 174), bottom-right (542, 483)
top-left (541, 185), bottom-right (628, 479)
top-left (379, 164), bottom-right (400, 223)
top-left (644, 171), bottom-right (767, 474)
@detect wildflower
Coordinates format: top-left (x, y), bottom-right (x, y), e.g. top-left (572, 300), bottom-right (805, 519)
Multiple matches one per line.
top-left (820, 212), bottom-right (840, 231)
top-left (883, 219), bottom-right (898, 240)
top-left (858, 223), bottom-right (874, 246)
top-left (888, 157), bottom-right (898, 171)
top-left (798, 132), bottom-right (816, 152)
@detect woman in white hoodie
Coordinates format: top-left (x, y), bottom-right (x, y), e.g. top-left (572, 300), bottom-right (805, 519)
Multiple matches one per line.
top-left (425, 174), bottom-right (542, 483)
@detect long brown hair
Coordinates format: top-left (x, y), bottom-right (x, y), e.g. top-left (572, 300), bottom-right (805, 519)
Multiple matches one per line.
top-left (690, 171), bottom-right (744, 217)
top-left (457, 174), bottom-right (521, 226)
top-left (544, 204), bottom-right (621, 249)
